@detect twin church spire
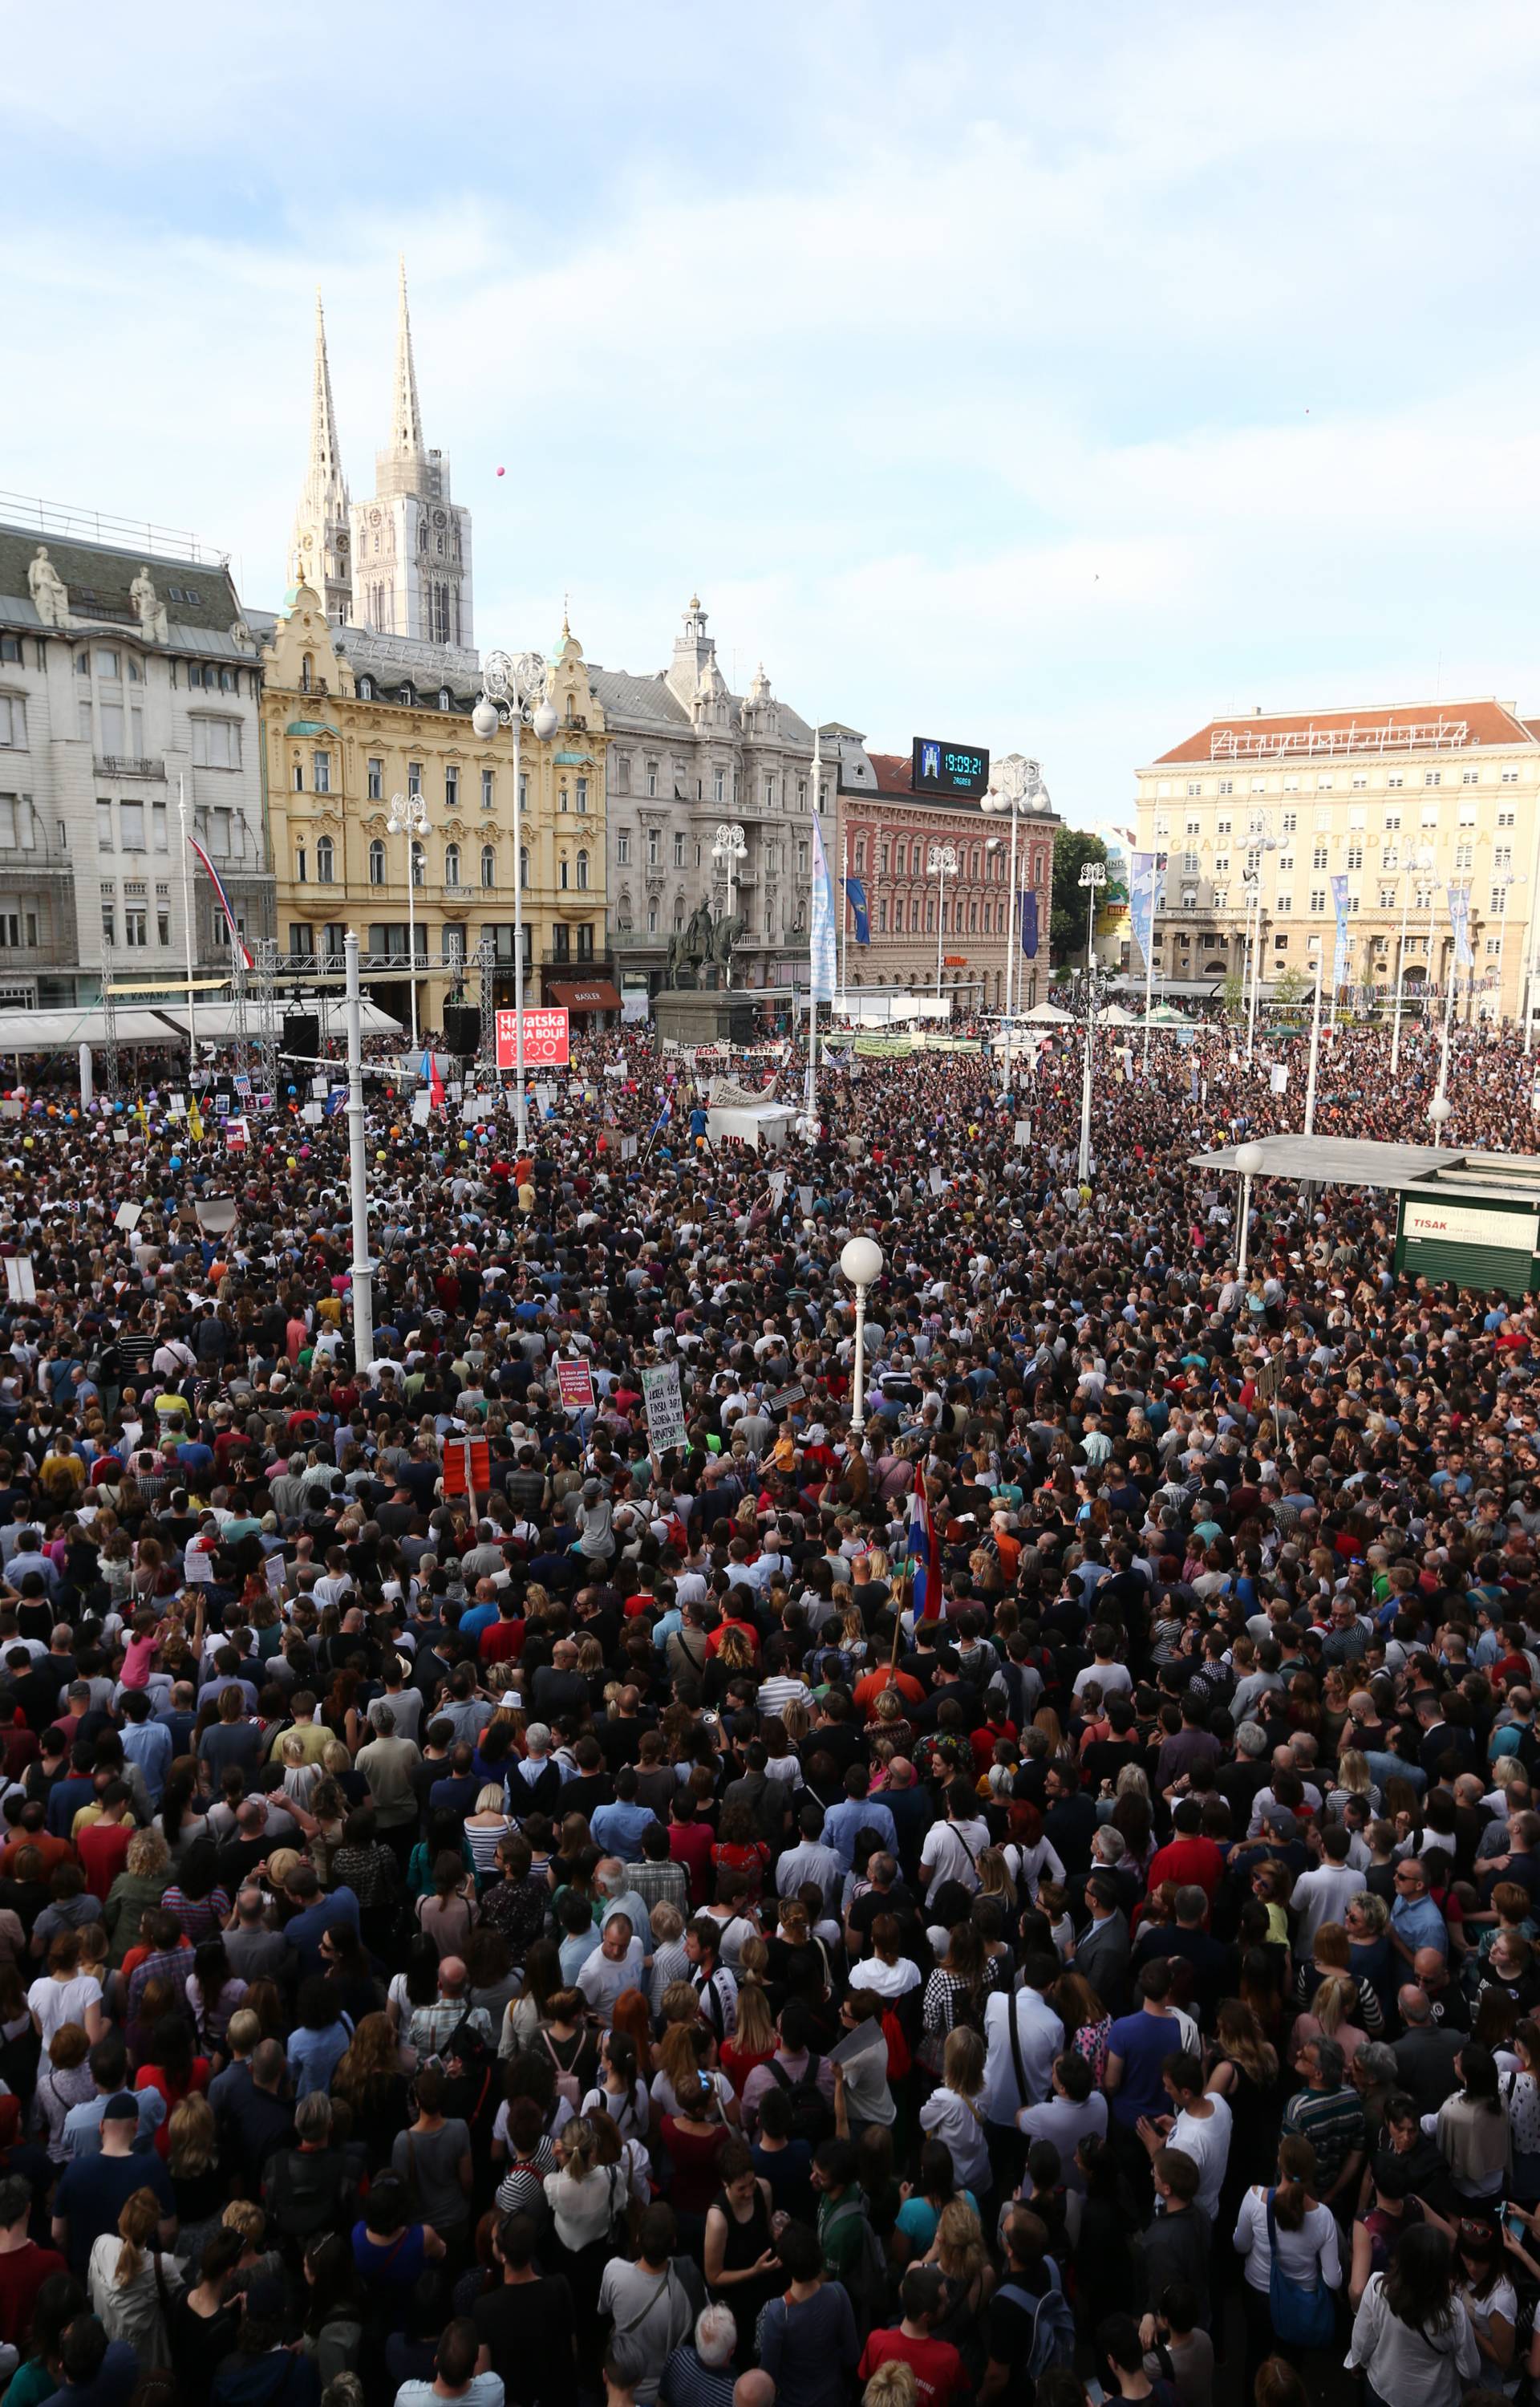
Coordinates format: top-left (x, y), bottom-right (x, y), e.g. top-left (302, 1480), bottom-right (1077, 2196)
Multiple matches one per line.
top-left (290, 262), bottom-right (473, 650)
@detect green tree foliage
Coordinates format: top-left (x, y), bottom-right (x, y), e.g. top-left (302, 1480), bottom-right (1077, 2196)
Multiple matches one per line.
top-left (1050, 830), bottom-right (1111, 964)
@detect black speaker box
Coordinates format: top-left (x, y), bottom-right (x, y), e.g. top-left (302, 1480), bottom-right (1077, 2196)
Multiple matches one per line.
top-left (442, 1005), bottom-right (481, 1057)
top-left (282, 1013), bottom-right (320, 1059)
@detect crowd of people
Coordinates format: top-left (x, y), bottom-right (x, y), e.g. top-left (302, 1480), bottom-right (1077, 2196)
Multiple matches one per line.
top-left (0, 1002), bottom-right (1532, 2407)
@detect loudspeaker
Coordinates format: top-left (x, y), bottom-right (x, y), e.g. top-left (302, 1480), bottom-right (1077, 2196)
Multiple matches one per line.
top-left (282, 1013), bottom-right (320, 1060)
top-left (442, 1005), bottom-right (481, 1057)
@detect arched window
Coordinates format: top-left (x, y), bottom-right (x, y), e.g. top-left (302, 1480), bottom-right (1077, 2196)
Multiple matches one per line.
top-left (646, 902), bottom-right (659, 934)
top-left (968, 901), bottom-right (978, 932)
top-left (893, 900), bottom-right (904, 932)
top-left (576, 848), bottom-right (589, 891)
top-left (971, 846), bottom-right (981, 879)
top-left (316, 835), bottom-right (334, 884)
top-left (444, 842), bottom-right (460, 887)
top-left (439, 688), bottom-right (450, 711)
top-left (926, 899), bottom-right (936, 932)
top-left (291, 761), bottom-right (303, 792)
top-left (559, 856), bottom-right (569, 890)
top-left (410, 840), bottom-right (424, 888)
top-left (368, 838), bottom-right (385, 886)
top-left (855, 838), bottom-right (866, 872)
top-left (519, 844), bottom-right (529, 890)
top-left (399, 684), bottom-right (413, 707)
top-left (357, 675), bottom-right (373, 700)
top-left (481, 843), bottom-right (496, 889)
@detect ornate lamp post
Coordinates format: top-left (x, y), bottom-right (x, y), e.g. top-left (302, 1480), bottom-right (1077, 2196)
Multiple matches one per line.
top-left (385, 788), bottom-right (429, 1053)
top-left (472, 650), bottom-right (559, 1150)
top-left (711, 821), bottom-right (747, 984)
top-left (840, 1235), bottom-right (885, 1439)
top-left (928, 845), bottom-right (958, 1001)
top-left (982, 753), bottom-right (1049, 1088)
top-left (1077, 859), bottom-right (1108, 1182)
top-left (1234, 1141), bottom-right (1263, 1283)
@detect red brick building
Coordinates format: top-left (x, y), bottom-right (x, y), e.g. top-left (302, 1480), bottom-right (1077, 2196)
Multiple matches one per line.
top-left (833, 745), bottom-right (1058, 1013)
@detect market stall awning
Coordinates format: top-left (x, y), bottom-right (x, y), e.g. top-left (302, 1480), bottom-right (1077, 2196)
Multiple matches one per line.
top-left (546, 980), bottom-right (622, 1011)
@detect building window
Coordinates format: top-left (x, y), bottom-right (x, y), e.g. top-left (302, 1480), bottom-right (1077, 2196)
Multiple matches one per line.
top-left (291, 761), bottom-right (303, 793)
top-left (553, 923), bottom-right (569, 960)
top-left (712, 769), bottom-right (725, 804)
top-left (1493, 884), bottom-right (1509, 915)
top-left (926, 899), bottom-right (936, 932)
top-left (290, 924), bottom-right (315, 956)
top-left (617, 832), bottom-right (630, 865)
top-left (673, 831), bottom-right (685, 867)
top-left (316, 836), bottom-right (334, 883)
top-left (357, 676), bottom-right (373, 700)
top-left (1312, 843), bottom-right (1328, 868)
top-left (295, 846), bottom-right (307, 884)
top-left (797, 839), bottom-right (808, 875)
top-left (192, 720), bottom-right (241, 769)
top-left (1310, 888), bottom-right (1326, 912)
top-left (367, 757), bottom-right (383, 800)
top-left (1502, 767), bottom-right (1520, 783)
top-left (407, 762), bottom-right (422, 798)
top-left (519, 844), bottom-right (529, 889)
top-left (877, 900), bottom-right (888, 932)
top-left (646, 760), bottom-right (659, 797)
top-left (613, 753), bottom-right (631, 795)
top-left (368, 839), bottom-right (385, 885)
top-left (558, 785), bottom-right (569, 814)
top-left (576, 777), bottom-right (588, 814)
top-left (481, 843), bottom-right (496, 889)
top-left (124, 905), bottom-right (148, 948)
top-left (646, 903), bottom-right (659, 935)
top-left (444, 842), bottom-right (460, 887)
top-left (1276, 893), bottom-right (1292, 913)
top-left (120, 802), bottom-right (144, 851)
top-left (97, 800), bottom-right (113, 851)
top-left (559, 856), bottom-right (569, 891)
top-left (577, 923), bottom-right (594, 961)
top-left (1425, 769), bottom-right (1441, 786)
top-left (0, 698), bottom-right (26, 751)
top-left (646, 829), bottom-right (659, 868)
top-left (100, 903), bottom-right (115, 946)
top-left (481, 769), bottom-right (495, 810)
top-left (1388, 771), bottom-right (1404, 788)
top-left (444, 766), bottom-right (459, 809)
top-left (1455, 842), bottom-right (1473, 869)
top-left (1347, 842), bottom-right (1363, 870)
top-left (313, 752), bottom-right (331, 794)
top-left (410, 840), bottom-right (424, 888)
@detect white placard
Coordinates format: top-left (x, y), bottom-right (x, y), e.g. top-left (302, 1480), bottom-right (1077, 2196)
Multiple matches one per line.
top-left (1402, 1198), bottom-right (1538, 1253)
top-left (642, 1361), bottom-right (687, 1452)
top-left (114, 1204), bottom-right (143, 1231)
top-left (798, 1186), bottom-right (814, 1215)
top-left (929, 1167), bottom-right (946, 1195)
top-left (301, 1102), bottom-right (323, 1125)
top-left (1013, 1120), bottom-right (1030, 1146)
top-left (1269, 1065), bottom-right (1288, 1095)
top-left (411, 1093), bottom-right (431, 1127)
top-left (3, 1256), bottom-right (36, 1302)
top-left (621, 1135), bottom-right (638, 1161)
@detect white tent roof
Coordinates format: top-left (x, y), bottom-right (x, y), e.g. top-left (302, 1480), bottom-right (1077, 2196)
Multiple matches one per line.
top-left (1021, 1001), bottom-right (1076, 1024)
top-left (0, 1000), bottom-right (402, 1054)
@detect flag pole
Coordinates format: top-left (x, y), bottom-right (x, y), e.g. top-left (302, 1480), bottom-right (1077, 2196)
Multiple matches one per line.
top-left (177, 780), bottom-right (198, 1076)
top-left (841, 830), bottom-right (849, 1007)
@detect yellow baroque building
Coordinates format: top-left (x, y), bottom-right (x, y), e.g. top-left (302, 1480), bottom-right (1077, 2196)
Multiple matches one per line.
top-left (259, 582), bottom-right (610, 1036)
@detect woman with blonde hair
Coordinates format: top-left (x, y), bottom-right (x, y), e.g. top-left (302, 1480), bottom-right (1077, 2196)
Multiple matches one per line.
top-left (1291, 1968), bottom-right (1369, 2066)
top-left (87, 2186), bottom-right (184, 2364)
top-left (464, 1784), bottom-right (517, 1885)
top-left (925, 2196), bottom-right (995, 2324)
top-left (1297, 1921), bottom-right (1385, 2039)
top-left (919, 2027), bottom-right (991, 2195)
top-left (167, 2094), bottom-right (225, 2264)
top-left (975, 1848), bottom-right (1019, 1918)
top-left (721, 1939), bottom-right (776, 2095)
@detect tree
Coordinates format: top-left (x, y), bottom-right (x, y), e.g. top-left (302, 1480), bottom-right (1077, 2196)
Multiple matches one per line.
top-left (1271, 965), bottom-right (1308, 1014)
top-left (1218, 971), bottom-right (1246, 1020)
top-left (1050, 830), bottom-right (1111, 965)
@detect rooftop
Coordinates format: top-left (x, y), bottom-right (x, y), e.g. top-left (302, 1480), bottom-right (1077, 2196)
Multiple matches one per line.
top-left (1189, 1134), bottom-right (1540, 1208)
top-left (1152, 698), bottom-right (1537, 768)
top-left (0, 518), bottom-right (244, 642)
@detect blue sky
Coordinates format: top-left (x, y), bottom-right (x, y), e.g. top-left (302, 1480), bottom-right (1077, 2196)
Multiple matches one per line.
top-left (5, 1), bottom-right (1539, 826)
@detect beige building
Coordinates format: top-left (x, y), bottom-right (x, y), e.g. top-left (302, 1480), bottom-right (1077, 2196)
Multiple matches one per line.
top-left (258, 585), bottom-right (610, 1033)
top-left (1134, 699), bottom-right (1540, 1018)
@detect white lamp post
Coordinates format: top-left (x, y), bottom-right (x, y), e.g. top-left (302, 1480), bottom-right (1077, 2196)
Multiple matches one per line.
top-left (1234, 1140), bottom-right (1263, 1283)
top-left (385, 788), bottom-right (430, 1052)
top-left (1493, 867), bottom-right (1515, 1022)
top-left (982, 753), bottom-right (1048, 1090)
top-left (1390, 844), bottom-right (1437, 1076)
top-left (1240, 818), bottom-right (1277, 1065)
top-left (472, 650), bottom-right (559, 1151)
top-left (343, 929), bottom-right (375, 1378)
top-left (928, 846), bottom-right (958, 1001)
top-left (840, 1234), bottom-right (884, 1439)
top-left (711, 821), bottom-right (748, 984)
top-left (1077, 859), bottom-right (1108, 1182)
top-left (1304, 940), bottom-right (1324, 1134)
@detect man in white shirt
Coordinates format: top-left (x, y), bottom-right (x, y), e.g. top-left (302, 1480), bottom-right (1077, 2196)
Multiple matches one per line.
top-left (918, 1780), bottom-right (992, 1909)
top-left (1137, 2053), bottom-right (1232, 2222)
top-left (576, 1914), bottom-right (646, 2026)
top-left (1289, 1826), bottom-right (1364, 1952)
top-left (982, 1954), bottom-right (1063, 2135)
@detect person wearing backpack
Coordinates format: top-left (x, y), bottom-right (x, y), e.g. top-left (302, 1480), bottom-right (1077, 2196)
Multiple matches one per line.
top-left (741, 2004), bottom-right (837, 2145)
top-left (979, 2206), bottom-right (1076, 2403)
top-left (754, 2217), bottom-right (860, 2407)
top-left (596, 2202), bottom-right (706, 2406)
top-left (813, 2137), bottom-right (890, 2341)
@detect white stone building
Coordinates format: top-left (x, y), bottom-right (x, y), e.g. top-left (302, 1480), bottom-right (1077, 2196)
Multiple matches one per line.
top-left (589, 598), bottom-right (829, 1001)
top-left (0, 515), bottom-right (270, 1008)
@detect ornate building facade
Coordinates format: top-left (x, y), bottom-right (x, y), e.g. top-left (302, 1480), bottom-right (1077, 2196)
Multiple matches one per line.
top-left (590, 598), bottom-right (829, 1003)
top-left (258, 585), bottom-right (609, 1031)
top-left (0, 514), bottom-right (270, 1007)
top-left (834, 746), bottom-right (1057, 1014)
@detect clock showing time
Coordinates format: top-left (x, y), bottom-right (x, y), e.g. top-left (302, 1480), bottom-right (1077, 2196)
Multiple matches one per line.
top-left (911, 738), bottom-right (991, 799)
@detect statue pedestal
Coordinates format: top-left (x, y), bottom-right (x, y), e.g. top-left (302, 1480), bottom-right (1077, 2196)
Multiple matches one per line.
top-left (654, 989), bottom-right (760, 1049)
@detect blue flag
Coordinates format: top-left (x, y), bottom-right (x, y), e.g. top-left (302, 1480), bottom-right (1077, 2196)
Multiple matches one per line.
top-left (1128, 850), bottom-right (1161, 972)
top-left (1019, 891), bottom-right (1040, 960)
top-left (843, 877), bottom-right (870, 945)
top-left (1330, 873), bottom-right (1351, 989)
top-left (809, 814), bottom-right (837, 1001)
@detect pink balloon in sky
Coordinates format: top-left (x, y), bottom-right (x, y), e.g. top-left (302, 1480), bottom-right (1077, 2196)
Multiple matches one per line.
top-left (496, 465), bottom-right (505, 477)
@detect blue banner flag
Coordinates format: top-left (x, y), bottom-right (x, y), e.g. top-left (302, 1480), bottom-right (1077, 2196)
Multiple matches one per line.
top-left (1019, 891), bottom-right (1040, 960)
top-left (1330, 872), bottom-right (1351, 988)
top-left (843, 876), bottom-right (870, 945)
top-left (809, 814), bottom-right (837, 1001)
top-left (1128, 850), bottom-right (1161, 972)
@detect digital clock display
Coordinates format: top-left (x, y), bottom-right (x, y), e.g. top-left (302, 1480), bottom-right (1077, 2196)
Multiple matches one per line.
top-left (912, 737), bottom-right (991, 799)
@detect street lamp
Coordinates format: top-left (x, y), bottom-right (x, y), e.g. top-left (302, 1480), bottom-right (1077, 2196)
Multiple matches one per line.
top-left (1390, 844), bottom-right (1437, 1076)
top-left (711, 821), bottom-right (747, 984)
top-left (928, 846), bottom-right (958, 1001)
top-left (982, 753), bottom-right (1049, 1090)
top-left (1239, 818), bottom-right (1278, 1065)
top-left (385, 789), bottom-right (430, 1052)
top-left (472, 649), bottom-right (559, 1151)
top-left (1234, 1141), bottom-right (1263, 1284)
top-left (1493, 867), bottom-right (1515, 1024)
top-left (1432, 885), bottom-right (1465, 1133)
top-left (1077, 859), bottom-right (1108, 1182)
top-left (840, 1234), bottom-right (884, 1439)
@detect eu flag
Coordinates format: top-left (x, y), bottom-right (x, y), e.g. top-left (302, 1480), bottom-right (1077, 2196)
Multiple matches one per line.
top-left (1019, 892), bottom-right (1039, 959)
top-left (844, 877), bottom-right (870, 946)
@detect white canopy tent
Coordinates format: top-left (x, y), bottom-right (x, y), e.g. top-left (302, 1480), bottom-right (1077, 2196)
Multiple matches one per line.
top-left (705, 1103), bottom-right (799, 1151)
top-left (0, 999), bottom-right (402, 1057)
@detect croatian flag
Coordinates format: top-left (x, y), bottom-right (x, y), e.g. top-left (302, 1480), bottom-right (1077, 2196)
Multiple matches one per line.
top-left (421, 1049), bottom-right (444, 1111)
top-left (185, 832), bottom-right (254, 968)
top-left (909, 1461), bottom-right (942, 1618)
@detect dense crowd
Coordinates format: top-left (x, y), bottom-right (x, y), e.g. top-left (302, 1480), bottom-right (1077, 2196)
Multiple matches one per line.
top-left (0, 1005), bottom-right (1534, 2407)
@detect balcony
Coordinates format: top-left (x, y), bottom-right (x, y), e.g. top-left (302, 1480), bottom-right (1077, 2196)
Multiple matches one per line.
top-left (95, 756), bottom-right (164, 781)
top-left (541, 950), bottom-right (607, 970)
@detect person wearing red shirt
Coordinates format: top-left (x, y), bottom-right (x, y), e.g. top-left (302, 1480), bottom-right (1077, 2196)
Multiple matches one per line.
top-left (668, 1795), bottom-right (715, 1910)
top-left (76, 1786), bottom-right (135, 1902)
top-left (853, 1665), bottom-right (926, 1718)
top-left (858, 2266), bottom-right (971, 2405)
top-left (479, 1602), bottom-right (525, 1665)
top-left (0, 2173), bottom-right (66, 2349)
top-left (1145, 1800), bottom-right (1225, 1906)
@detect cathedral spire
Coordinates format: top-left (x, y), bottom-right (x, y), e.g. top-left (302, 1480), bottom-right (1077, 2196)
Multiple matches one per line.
top-left (391, 254), bottom-right (426, 459)
top-left (291, 290), bottom-right (353, 625)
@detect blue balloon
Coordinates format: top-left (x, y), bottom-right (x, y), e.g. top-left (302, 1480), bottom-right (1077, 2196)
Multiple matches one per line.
top-left (169, 1155), bottom-right (183, 1171)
